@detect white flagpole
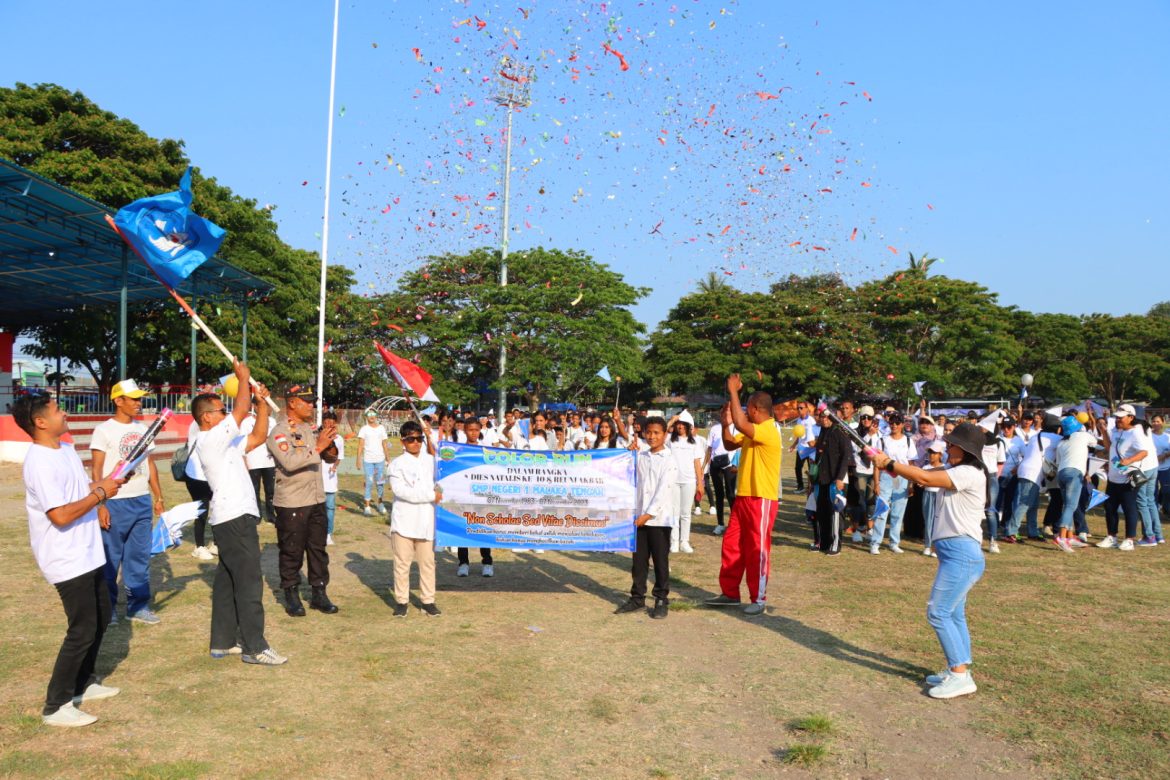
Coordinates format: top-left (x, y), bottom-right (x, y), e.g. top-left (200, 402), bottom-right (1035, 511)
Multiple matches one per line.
top-left (315, 0), bottom-right (341, 426)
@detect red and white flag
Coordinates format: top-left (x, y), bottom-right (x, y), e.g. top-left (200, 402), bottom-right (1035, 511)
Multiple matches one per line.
top-left (375, 342), bottom-right (440, 402)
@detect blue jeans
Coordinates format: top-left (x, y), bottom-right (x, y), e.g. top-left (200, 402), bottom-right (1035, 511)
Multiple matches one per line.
top-left (984, 474), bottom-right (1000, 540)
top-left (325, 491), bottom-right (337, 535)
top-left (921, 490), bottom-right (938, 547)
top-left (363, 461), bottom-right (385, 502)
top-left (1010, 479), bottom-right (1040, 537)
top-left (1158, 470), bottom-right (1170, 527)
top-left (101, 494), bottom-right (153, 615)
top-left (927, 536), bottom-right (986, 669)
top-left (1135, 468), bottom-right (1161, 539)
top-left (1057, 468), bottom-right (1085, 531)
top-left (871, 472), bottom-right (909, 546)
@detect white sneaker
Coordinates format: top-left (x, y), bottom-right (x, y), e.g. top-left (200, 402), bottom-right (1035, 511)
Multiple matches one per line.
top-left (1067, 537), bottom-right (1088, 548)
top-left (242, 647), bottom-right (288, 666)
top-left (191, 546), bottom-right (214, 561)
top-left (1118, 538), bottom-right (1135, 551)
top-left (363, 505), bottom-right (373, 517)
top-left (1096, 535), bottom-right (1118, 548)
top-left (1055, 537), bottom-right (1074, 553)
top-left (456, 563), bottom-right (470, 577)
top-left (928, 670), bottom-right (977, 699)
top-left (326, 534), bottom-right (334, 546)
top-left (482, 564), bottom-right (494, 578)
top-left (670, 543), bottom-right (680, 554)
top-left (680, 542), bottom-right (694, 554)
top-left (73, 682), bottom-right (120, 706)
top-left (889, 544), bottom-right (904, 554)
top-left (43, 702), bottom-right (97, 727)
top-left (206, 543), bottom-right (219, 557)
top-left (708, 507), bottom-right (717, 515)
top-left (713, 525), bottom-right (725, 536)
top-left (377, 503), bottom-right (387, 515)
top-left (1078, 532), bottom-right (1090, 542)
top-left (922, 547), bottom-right (933, 557)
top-left (989, 541), bottom-right (1000, 554)
top-left (869, 543), bottom-right (880, 555)
top-left (852, 531), bottom-right (863, 543)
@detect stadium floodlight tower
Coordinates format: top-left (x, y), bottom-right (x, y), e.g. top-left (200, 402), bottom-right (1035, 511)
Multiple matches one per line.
top-left (491, 55), bottom-right (535, 425)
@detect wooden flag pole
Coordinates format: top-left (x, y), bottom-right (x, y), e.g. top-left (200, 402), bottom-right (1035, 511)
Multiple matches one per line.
top-left (105, 215), bottom-right (279, 411)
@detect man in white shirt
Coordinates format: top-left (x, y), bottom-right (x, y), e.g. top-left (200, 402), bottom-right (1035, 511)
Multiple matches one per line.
top-left (388, 421), bottom-right (442, 617)
top-left (90, 379), bottom-right (165, 626)
top-left (243, 410), bottom-right (276, 524)
top-left (18, 393), bottom-right (125, 727)
top-left (791, 401), bottom-right (819, 491)
top-left (356, 410), bottom-right (390, 517)
top-left (193, 361), bottom-right (286, 666)
top-left (706, 417), bottom-right (738, 534)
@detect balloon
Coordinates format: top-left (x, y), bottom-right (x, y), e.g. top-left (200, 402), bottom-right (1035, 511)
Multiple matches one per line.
top-left (1076, 412), bottom-right (1090, 424)
top-left (792, 424), bottom-right (805, 438)
top-left (223, 375), bottom-right (239, 398)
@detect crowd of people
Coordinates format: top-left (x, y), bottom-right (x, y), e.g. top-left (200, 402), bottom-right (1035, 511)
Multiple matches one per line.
top-left (18, 359), bottom-right (1169, 726)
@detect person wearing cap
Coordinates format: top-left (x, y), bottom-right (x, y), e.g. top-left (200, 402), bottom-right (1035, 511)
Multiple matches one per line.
top-left (356, 410), bottom-right (390, 516)
top-left (89, 379), bottom-right (166, 626)
top-left (1096, 404), bottom-right (1150, 550)
top-left (869, 411), bottom-right (913, 554)
top-left (704, 374), bottom-right (783, 616)
top-left (667, 410), bottom-right (704, 554)
top-left (267, 384), bottom-right (340, 616)
top-left (871, 422), bottom-right (989, 700)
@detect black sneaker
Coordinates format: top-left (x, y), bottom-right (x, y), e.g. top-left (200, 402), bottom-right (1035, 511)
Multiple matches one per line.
top-left (650, 600), bottom-right (668, 619)
top-left (614, 599), bottom-right (644, 614)
top-left (392, 602), bottom-right (408, 618)
top-left (420, 602), bottom-right (442, 617)
top-left (703, 594), bottom-right (742, 607)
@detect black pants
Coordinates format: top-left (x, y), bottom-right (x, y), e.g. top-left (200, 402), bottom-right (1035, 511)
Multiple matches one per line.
top-left (249, 467), bottom-right (276, 522)
top-left (630, 525), bottom-right (671, 604)
top-left (794, 454), bottom-right (806, 490)
top-left (210, 514), bottom-right (269, 655)
top-left (711, 467), bottom-right (737, 526)
top-left (184, 477), bottom-right (214, 547)
top-left (46, 566), bottom-right (109, 715)
top-left (815, 484), bottom-right (841, 554)
top-left (457, 547), bottom-right (494, 565)
top-left (1104, 480), bottom-right (1139, 539)
top-left (274, 503), bottom-right (330, 589)
top-left (1043, 488), bottom-right (1062, 531)
top-left (849, 472), bottom-right (874, 529)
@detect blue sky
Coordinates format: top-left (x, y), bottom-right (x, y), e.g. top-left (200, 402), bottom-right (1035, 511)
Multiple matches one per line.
top-left (3, 0), bottom-right (1168, 332)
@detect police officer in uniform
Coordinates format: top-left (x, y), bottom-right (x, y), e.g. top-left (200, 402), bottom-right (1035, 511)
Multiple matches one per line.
top-left (267, 384), bottom-right (339, 616)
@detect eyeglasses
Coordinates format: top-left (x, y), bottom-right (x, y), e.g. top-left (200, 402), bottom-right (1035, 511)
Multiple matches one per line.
top-left (207, 407), bottom-right (228, 416)
top-left (402, 436), bottom-right (424, 443)
top-left (860, 415), bottom-right (873, 421)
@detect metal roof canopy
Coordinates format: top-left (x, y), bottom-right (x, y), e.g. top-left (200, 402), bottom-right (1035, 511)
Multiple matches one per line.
top-left (0, 157), bottom-right (274, 328)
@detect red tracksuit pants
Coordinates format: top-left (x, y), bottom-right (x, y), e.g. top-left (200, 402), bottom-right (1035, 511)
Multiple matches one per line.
top-left (718, 496), bottom-right (777, 604)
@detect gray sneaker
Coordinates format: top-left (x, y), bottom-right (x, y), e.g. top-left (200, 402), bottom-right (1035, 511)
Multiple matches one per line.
top-left (742, 602), bottom-right (766, 616)
top-left (242, 647), bottom-right (288, 666)
top-left (129, 608), bottom-right (161, 625)
top-left (703, 594), bottom-right (742, 607)
top-left (928, 670), bottom-right (977, 699)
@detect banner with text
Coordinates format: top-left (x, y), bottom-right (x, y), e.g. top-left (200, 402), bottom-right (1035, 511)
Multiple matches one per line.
top-left (434, 443), bottom-right (636, 551)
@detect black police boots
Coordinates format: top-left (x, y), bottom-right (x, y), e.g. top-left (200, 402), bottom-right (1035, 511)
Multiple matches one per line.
top-left (310, 586), bottom-right (339, 614)
top-left (284, 587), bottom-right (306, 617)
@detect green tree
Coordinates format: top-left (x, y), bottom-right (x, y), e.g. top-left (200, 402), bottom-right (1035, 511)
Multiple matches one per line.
top-left (1080, 314), bottom-right (1170, 407)
top-left (381, 247), bottom-right (647, 410)
top-left (1008, 311), bottom-right (1090, 402)
top-left (2, 83), bottom-right (374, 399)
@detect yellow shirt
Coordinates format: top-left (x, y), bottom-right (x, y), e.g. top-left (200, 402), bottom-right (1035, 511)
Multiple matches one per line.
top-left (733, 421), bottom-right (783, 501)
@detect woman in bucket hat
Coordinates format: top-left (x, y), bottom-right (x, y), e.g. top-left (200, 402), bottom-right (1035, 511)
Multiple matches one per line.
top-left (871, 422), bottom-right (989, 700)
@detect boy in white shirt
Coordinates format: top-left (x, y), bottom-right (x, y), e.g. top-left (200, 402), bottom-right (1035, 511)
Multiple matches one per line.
top-left (17, 393), bottom-right (125, 727)
top-left (356, 410), bottom-right (390, 516)
top-left (89, 379), bottom-right (165, 625)
top-left (614, 418), bottom-right (678, 619)
top-left (193, 361), bottom-right (286, 666)
top-left (388, 421), bottom-right (442, 617)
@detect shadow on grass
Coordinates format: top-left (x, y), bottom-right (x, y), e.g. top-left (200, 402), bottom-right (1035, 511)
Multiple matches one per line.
top-left (151, 552), bottom-right (216, 611)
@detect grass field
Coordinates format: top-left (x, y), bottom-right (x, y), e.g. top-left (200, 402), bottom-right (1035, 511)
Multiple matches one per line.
top-left (1, 457), bottom-right (1168, 779)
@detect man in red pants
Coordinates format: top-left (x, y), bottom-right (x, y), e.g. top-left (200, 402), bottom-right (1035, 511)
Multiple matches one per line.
top-left (704, 374), bottom-right (783, 616)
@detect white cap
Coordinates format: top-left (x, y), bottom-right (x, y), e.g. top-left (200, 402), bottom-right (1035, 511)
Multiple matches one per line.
top-left (928, 439), bottom-right (946, 454)
top-left (678, 410), bottom-right (694, 426)
top-left (1114, 403), bottom-right (1137, 418)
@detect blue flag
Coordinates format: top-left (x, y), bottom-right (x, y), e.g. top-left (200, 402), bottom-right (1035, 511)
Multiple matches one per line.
top-left (597, 366), bottom-right (612, 382)
top-left (113, 168), bottom-right (226, 288)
